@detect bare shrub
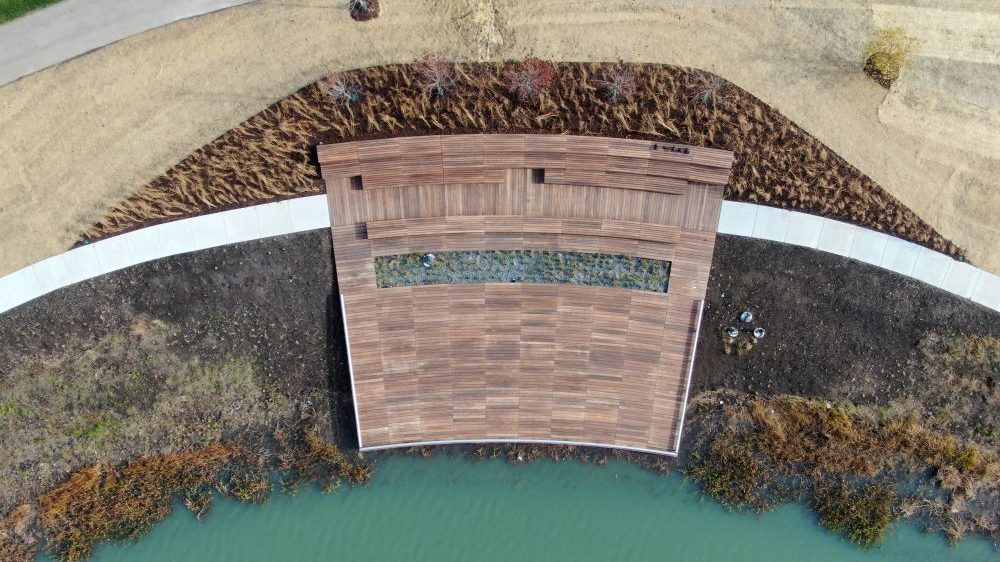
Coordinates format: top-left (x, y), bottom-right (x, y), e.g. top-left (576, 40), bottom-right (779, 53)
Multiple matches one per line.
top-left (504, 56), bottom-right (556, 101)
top-left (690, 71), bottom-right (728, 108)
top-left (321, 72), bottom-right (362, 105)
top-left (414, 53), bottom-right (458, 98)
top-left (593, 63), bottom-right (637, 103)
top-left (349, 0), bottom-right (380, 21)
top-left (863, 26), bottom-right (921, 87)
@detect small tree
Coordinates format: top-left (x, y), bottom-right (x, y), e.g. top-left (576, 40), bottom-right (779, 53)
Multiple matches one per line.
top-left (414, 53), bottom-right (458, 98)
top-left (863, 26), bottom-right (921, 87)
top-left (593, 63), bottom-right (636, 104)
top-left (349, 0), bottom-right (380, 21)
top-left (321, 72), bottom-right (362, 105)
top-left (505, 57), bottom-right (556, 101)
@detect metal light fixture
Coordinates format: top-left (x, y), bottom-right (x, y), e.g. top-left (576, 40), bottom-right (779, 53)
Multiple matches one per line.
top-left (753, 327), bottom-right (766, 339)
top-left (740, 310), bottom-right (754, 323)
top-left (726, 326), bottom-right (739, 338)
top-left (422, 253), bottom-right (436, 268)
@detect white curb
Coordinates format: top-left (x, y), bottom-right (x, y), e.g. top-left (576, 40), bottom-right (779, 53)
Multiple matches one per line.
top-left (0, 198), bottom-right (996, 315)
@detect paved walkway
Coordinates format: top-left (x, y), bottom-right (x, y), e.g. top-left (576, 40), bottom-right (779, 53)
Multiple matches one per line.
top-left (0, 199), bottom-right (996, 316)
top-left (0, 0), bottom-right (254, 86)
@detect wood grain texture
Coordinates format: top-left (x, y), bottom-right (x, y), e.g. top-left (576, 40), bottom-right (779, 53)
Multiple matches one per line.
top-left (320, 135), bottom-right (730, 454)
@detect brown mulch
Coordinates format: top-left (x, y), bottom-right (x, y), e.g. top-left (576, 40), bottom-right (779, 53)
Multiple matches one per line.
top-left (81, 62), bottom-right (961, 259)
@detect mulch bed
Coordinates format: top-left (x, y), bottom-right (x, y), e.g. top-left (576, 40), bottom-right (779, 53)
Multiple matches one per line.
top-left (81, 62), bottom-right (962, 259)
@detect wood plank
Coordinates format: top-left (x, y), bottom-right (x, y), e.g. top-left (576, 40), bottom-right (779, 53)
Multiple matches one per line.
top-left (319, 134), bottom-right (731, 453)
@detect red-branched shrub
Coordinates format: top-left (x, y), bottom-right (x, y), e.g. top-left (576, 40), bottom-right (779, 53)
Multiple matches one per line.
top-left (505, 57), bottom-right (556, 100)
top-left (414, 53), bottom-right (458, 98)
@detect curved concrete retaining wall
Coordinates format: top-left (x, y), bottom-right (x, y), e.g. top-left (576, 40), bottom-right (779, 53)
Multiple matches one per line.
top-left (0, 197), bottom-right (997, 315)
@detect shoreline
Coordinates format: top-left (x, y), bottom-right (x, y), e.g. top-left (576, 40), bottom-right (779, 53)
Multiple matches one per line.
top-left (1, 231), bottom-right (996, 560)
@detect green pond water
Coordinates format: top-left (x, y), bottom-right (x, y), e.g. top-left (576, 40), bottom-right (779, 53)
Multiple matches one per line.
top-left (45, 456), bottom-right (997, 562)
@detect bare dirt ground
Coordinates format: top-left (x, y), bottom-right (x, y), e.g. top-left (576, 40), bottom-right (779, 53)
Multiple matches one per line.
top-left (1, 229), bottom-right (995, 556)
top-left (0, 0), bottom-right (997, 276)
top-left (0, 230), bottom-right (347, 515)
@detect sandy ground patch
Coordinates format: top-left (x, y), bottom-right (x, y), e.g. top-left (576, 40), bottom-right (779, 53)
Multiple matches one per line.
top-left (0, 0), bottom-right (997, 276)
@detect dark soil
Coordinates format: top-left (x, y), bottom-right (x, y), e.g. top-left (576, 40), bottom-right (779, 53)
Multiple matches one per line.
top-left (3, 230), bottom-right (997, 558)
top-left (350, 0), bottom-right (379, 21)
top-left (695, 235), bottom-right (999, 444)
top-left (0, 231), bottom-right (355, 449)
top-left (6, 228), bottom-right (995, 456)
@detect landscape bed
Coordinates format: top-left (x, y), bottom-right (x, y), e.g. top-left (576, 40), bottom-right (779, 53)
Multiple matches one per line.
top-left (82, 62), bottom-right (961, 260)
top-left (374, 250), bottom-right (671, 293)
top-left (1, 231), bottom-right (995, 561)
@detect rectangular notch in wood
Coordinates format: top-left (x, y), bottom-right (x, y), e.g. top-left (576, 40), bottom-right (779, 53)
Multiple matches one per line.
top-left (531, 168), bottom-right (545, 184)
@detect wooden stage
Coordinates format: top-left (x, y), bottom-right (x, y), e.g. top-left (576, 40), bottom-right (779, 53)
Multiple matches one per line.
top-left (319, 134), bottom-right (732, 455)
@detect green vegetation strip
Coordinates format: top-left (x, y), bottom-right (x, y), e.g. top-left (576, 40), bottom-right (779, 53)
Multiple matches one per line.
top-left (0, 0), bottom-right (63, 24)
top-left (374, 250), bottom-right (671, 293)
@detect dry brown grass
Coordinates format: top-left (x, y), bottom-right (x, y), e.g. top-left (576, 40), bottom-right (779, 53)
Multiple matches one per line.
top-left (38, 444), bottom-right (250, 562)
top-left (8, 423), bottom-right (370, 562)
top-left (277, 423), bottom-right (373, 493)
top-left (82, 62), bottom-right (960, 258)
top-left (910, 332), bottom-right (999, 443)
top-left (0, 504), bottom-right (36, 562)
top-left (686, 391), bottom-right (1000, 545)
top-left (0, 318), bottom-right (297, 515)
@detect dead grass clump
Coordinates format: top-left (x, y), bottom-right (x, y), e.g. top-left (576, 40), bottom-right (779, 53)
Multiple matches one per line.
top-left (814, 482), bottom-right (894, 548)
top-left (863, 26), bottom-right (921, 87)
top-left (277, 423), bottom-right (373, 493)
top-left (0, 504), bottom-right (37, 562)
top-left (37, 444), bottom-right (251, 562)
top-left (505, 56), bottom-right (556, 101)
top-left (687, 441), bottom-right (777, 511)
top-left (911, 332), bottom-right (999, 443)
top-left (82, 63), bottom-right (961, 260)
top-left (25, 424), bottom-right (372, 562)
top-left (685, 391), bottom-right (1000, 545)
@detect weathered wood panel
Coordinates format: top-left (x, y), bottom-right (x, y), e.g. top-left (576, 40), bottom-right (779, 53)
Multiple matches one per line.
top-left (320, 135), bottom-right (731, 454)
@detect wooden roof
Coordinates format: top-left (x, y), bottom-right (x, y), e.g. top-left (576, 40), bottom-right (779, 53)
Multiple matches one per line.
top-left (319, 134), bottom-right (731, 454)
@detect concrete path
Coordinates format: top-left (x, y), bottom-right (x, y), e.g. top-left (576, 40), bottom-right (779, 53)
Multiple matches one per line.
top-left (0, 0), bottom-right (255, 86)
top-left (1, 199), bottom-right (996, 316)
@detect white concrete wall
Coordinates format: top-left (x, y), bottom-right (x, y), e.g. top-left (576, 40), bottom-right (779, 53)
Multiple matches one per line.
top-left (1, 198), bottom-right (997, 315)
top-left (717, 202), bottom-right (999, 311)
